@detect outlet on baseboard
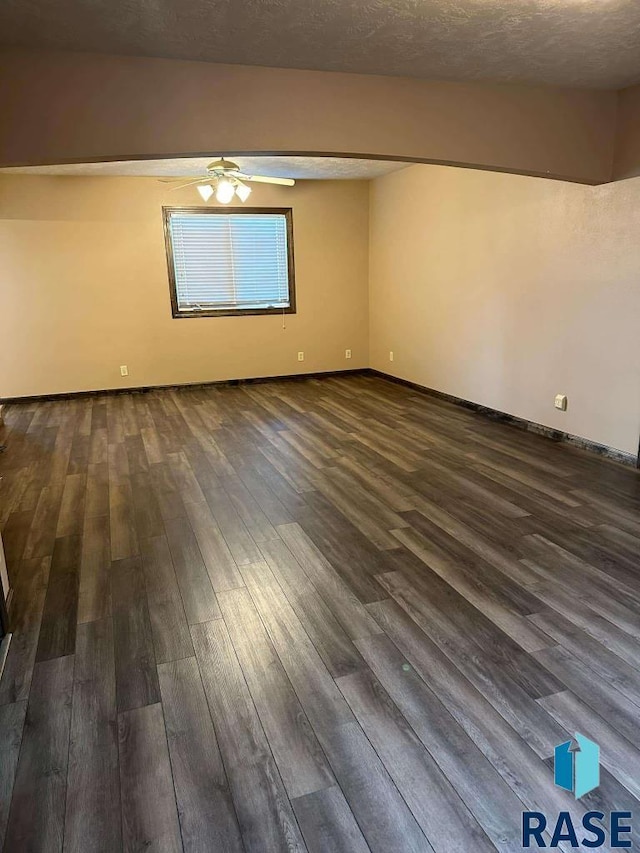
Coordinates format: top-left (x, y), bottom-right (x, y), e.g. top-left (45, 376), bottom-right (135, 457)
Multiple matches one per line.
top-left (297, 351), bottom-right (305, 362)
top-left (345, 349), bottom-right (352, 359)
top-left (120, 365), bottom-right (129, 377)
top-left (389, 351), bottom-right (394, 362)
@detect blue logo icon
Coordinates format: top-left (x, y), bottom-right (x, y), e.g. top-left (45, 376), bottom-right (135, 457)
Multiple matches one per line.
top-left (554, 733), bottom-right (600, 799)
top-left (523, 733), bottom-right (632, 847)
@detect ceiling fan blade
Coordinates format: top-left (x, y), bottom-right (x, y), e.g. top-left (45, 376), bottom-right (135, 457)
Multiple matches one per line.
top-left (240, 175), bottom-right (295, 186)
top-left (167, 178), bottom-right (214, 192)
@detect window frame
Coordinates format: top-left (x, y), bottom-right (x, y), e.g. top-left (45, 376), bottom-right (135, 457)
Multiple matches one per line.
top-left (162, 206), bottom-right (297, 319)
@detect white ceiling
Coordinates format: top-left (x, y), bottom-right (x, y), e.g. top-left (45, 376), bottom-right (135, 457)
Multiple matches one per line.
top-left (0, 156), bottom-right (410, 181)
top-left (1, 0), bottom-right (640, 89)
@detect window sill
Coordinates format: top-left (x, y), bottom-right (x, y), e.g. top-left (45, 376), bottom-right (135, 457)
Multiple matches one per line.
top-left (172, 306), bottom-right (296, 319)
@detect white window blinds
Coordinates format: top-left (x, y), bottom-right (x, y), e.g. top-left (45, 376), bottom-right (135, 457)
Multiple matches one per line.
top-left (167, 211), bottom-right (292, 313)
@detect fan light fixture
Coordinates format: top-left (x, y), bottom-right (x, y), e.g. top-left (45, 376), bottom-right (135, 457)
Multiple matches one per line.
top-left (197, 184), bottom-right (214, 202)
top-left (215, 178), bottom-right (236, 204)
top-left (235, 181), bottom-right (252, 203)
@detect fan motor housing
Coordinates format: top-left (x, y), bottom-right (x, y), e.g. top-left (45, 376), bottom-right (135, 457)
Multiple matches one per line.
top-left (207, 158), bottom-right (240, 174)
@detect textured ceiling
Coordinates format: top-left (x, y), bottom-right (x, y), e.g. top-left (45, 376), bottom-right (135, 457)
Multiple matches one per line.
top-left (0, 156), bottom-right (409, 180)
top-left (1, 0), bottom-right (640, 90)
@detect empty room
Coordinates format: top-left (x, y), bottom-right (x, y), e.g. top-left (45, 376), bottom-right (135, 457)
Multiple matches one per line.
top-left (1, 2), bottom-right (640, 851)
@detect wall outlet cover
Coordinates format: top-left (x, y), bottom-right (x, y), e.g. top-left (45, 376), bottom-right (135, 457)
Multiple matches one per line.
top-left (554, 394), bottom-right (568, 411)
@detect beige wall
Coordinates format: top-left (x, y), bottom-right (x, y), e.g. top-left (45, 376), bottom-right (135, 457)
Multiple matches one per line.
top-left (0, 175), bottom-right (369, 397)
top-left (0, 49), bottom-right (616, 184)
top-left (369, 165), bottom-right (640, 456)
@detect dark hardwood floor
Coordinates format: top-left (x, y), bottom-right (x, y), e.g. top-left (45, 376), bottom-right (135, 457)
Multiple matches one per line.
top-left (1, 373), bottom-right (640, 852)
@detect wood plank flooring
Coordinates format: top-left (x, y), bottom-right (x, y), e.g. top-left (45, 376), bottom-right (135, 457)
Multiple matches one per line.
top-left (1, 373), bottom-right (640, 851)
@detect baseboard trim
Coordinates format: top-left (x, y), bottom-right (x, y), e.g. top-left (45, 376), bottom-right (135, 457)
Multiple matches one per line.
top-left (0, 368), bottom-right (369, 405)
top-left (369, 369), bottom-right (639, 468)
top-left (0, 633), bottom-right (11, 683)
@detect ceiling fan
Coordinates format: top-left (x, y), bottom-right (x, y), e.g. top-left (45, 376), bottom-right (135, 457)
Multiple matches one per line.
top-left (160, 158), bottom-right (295, 204)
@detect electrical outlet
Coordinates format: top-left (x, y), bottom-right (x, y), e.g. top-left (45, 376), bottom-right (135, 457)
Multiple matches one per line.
top-left (554, 394), bottom-right (567, 411)
top-left (345, 349), bottom-right (352, 359)
top-left (297, 351), bottom-right (304, 362)
top-left (120, 365), bottom-right (129, 377)
top-left (389, 351), bottom-right (394, 362)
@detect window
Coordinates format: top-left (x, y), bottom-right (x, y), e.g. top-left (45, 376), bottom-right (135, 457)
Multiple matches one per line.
top-left (163, 207), bottom-right (296, 318)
